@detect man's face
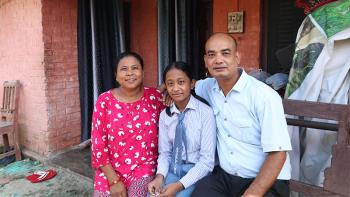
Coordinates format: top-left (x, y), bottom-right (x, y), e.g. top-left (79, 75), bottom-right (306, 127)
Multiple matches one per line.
top-left (204, 35), bottom-right (240, 81)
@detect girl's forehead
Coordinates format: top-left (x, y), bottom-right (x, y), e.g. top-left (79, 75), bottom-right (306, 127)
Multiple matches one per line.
top-left (166, 68), bottom-right (190, 79)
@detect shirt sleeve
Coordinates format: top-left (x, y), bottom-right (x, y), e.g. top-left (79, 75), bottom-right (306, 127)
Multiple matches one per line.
top-left (194, 79), bottom-right (211, 102)
top-left (179, 107), bottom-right (217, 188)
top-left (91, 96), bottom-right (110, 169)
top-left (156, 112), bottom-right (172, 177)
top-left (259, 90), bottom-right (292, 153)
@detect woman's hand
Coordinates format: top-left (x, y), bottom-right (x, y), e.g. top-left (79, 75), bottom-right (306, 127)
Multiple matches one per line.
top-left (157, 83), bottom-right (173, 107)
top-left (157, 83), bottom-right (166, 94)
top-left (110, 181), bottom-right (127, 197)
top-left (158, 181), bottom-right (184, 197)
top-left (99, 164), bottom-right (125, 196)
top-left (163, 93), bottom-right (173, 107)
top-left (148, 174), bottom-right (164, 196)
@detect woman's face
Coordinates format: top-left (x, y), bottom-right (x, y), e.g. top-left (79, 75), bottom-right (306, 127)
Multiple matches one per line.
top-left (115, 56), bottom-right (143, 90)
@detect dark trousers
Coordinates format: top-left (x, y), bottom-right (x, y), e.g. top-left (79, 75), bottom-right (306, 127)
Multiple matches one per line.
top-left (191, 167), bottom-right (289, 197)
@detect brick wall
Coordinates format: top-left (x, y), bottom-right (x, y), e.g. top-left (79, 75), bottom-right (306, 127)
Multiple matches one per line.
top-left (130, 0), bottom-right (158, 87)
top-left (0, 0), bottom-right (48, 154)
top-left (213, 0), bottom-right (261, 71)
top-left (129, 0), bottom-right (262, 84)
top-left (0, 0), bottom-right (80, 155)
top-left (42, 0), bottom-right (80, 152)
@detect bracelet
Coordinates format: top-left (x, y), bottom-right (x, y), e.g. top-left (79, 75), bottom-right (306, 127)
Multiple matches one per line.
top-left (109, 179), bottom-right (119, 186)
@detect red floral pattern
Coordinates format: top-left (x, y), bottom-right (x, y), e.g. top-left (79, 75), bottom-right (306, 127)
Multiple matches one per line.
top-left (91, 87), bottom-right (164, 195)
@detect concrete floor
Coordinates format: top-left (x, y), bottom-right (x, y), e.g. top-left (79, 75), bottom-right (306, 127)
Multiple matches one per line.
top-left (48, 145), bottom-right (93, 179)
top-left (0, 143), bottom-right (94, 196)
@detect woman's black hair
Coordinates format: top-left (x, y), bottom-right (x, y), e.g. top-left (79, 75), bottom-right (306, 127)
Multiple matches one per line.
top-left (162, 61), bottom-right (210, 116)
top-left (114, 51), bottom-right (144, 74)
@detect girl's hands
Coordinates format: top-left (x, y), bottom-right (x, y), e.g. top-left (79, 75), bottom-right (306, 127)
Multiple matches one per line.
top-left (148, 175), bottom-right (164, 196)
top-left (110, 181), bottom-right (127, 197)
top-left (158, 181), bottom-right (184, 197)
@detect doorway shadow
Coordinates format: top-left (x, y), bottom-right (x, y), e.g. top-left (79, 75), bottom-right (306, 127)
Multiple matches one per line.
top-left (48, 144), bottom-right (93, 179)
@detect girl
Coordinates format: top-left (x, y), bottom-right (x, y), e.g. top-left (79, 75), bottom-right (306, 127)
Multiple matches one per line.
top-left (148, 61), bottom-right (216, 197)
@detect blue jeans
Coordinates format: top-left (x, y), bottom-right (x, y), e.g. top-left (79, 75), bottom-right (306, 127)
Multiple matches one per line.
top-left (147, 163), bottom-right (195, 197)
top-left (164, 163), bottom-right (195, 197)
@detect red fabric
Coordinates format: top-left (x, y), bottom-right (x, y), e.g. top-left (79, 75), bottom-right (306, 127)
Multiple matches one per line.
top-left (91, 87), bottom-right (164, 194)
top-left (26, 169), bottom-right (57, 183)
top-left (296, 0), bottom-right (337, 14)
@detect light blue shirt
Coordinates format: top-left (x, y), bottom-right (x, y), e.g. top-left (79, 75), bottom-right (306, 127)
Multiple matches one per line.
top-left (195, 69), bottom-right (292, 180)
top-left (156, 95), bottom-right (217, 188)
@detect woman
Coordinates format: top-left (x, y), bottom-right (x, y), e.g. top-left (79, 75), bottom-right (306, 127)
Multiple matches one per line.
top-left (91, 52), bottom-right (164, 197)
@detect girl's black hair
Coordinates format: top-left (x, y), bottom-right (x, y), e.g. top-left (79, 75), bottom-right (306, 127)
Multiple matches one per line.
top-left (162, 61), bottom-right (210, 116)
top-left (114, 51), bottom-right (144, 74)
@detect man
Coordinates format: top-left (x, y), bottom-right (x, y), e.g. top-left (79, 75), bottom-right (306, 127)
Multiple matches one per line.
top-left (191, 33), bottom-right (292, 197)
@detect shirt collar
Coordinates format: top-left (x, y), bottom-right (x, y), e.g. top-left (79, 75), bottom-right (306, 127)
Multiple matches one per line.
top-left (170, 95), bottom-right (196, 115)
top-left (212, 68), bottom-right (249, 93)
top-left (233, 68), bottom-right (249, 93)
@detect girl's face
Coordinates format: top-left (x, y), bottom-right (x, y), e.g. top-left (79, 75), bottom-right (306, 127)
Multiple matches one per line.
top-left (115, 56), bottom-right (143, 90)
top-left (165, 68), bottom-right (194, 111)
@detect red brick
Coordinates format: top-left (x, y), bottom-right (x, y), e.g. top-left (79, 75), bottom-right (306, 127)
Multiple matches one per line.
top-left (65, 81), bottom-right (79, 88)
top-left (67, 112), bottom-right (81, 121)
top-left (47, 81), bottom-right (66, 89)
top-left (65, 105), bottom-right (80, 114)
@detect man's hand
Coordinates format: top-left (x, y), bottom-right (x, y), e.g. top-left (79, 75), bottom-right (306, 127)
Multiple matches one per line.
top-left (110, 181), bottom-right (127, 197)
top-left (148, 174), bottom-right (164, 196)
top-left (158, 181), bottom-right (184, 197)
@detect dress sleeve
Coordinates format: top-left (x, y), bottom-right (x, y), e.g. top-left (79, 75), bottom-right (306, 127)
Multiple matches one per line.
top-left (91, 96), bottom-right (110, 169)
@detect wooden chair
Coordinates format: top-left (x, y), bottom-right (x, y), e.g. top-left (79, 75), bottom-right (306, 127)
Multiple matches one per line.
top-left (283, 99), bottom-right (350, 197)
top-left (0, 80), bottom-right (21, 161)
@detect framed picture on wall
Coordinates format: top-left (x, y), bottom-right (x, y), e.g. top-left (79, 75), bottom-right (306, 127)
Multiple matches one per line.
top-left (228, 11), bottom-right (244, 33)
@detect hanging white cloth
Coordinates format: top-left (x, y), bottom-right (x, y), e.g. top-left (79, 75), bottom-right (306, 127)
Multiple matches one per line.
top-left (287, 15), bottom-right (350, 187)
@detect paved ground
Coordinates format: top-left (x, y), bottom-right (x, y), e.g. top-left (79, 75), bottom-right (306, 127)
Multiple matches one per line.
top-left (0, 145), bottom-right (94, 197)
top-left (49, 145), bottom-right (93, 179)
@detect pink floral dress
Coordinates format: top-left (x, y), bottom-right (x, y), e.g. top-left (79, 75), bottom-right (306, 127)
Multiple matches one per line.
top-left (91, 87), bottom-right (164, 196)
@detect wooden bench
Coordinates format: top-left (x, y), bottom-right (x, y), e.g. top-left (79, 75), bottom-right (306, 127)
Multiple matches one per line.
top-left (283, 99), bottom-right (350, 197)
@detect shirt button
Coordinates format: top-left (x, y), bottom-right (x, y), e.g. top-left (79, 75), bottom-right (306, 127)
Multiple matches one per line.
top-left (224, 100), bottom-right (227, 103)
top-left (234, 172), bottom-right (238, 176)
top-left (230, 152), bottom-right (234, 155)
top-left (224, 118), bottom-right (227, 121)
top-left (227, 134), bottom-right (231, 138)
top-left (279, 146), bottom-right (282, 150)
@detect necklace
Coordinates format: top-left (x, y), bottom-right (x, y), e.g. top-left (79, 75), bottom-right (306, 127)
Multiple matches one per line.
top-left (113, 87), bottom-right (143, 103)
